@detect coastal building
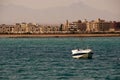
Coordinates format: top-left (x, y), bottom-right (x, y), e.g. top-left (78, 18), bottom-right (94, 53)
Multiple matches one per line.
top-left (13, 23), bottom-right (26, 33)
top-left (86, 21), bottom-right (95, 32)
top-left (113, 21), bottom-right (120, 31)
top-left (86, 18), bottom-right (111, 33)
top-left (96, 19), bottom-right (110, 32)
top-left (0, 24), bottom-right (14, 33)
top-left (41, 26), bottom-right (48, 33)
top-left (68, 21), bottom-right (78, 32)
top-left (0, 19), bottom-right (119, 34)
top-left (109, 21), bottom-right (115, 32)
top-left (77, 20), bottom-right (87, 33)
top-left (63, 20), bottom-right (69, 31)
top-left (27, 23), bottom-right (41, 33)
top-left (64, 20), bottom-right (87, 33)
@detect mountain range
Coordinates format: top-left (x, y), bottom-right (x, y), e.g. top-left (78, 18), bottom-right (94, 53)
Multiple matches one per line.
top-left (0, 2), bottom-right (119, 24)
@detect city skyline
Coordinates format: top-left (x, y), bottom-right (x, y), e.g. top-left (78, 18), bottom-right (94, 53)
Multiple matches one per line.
top-left (0, 0), bottom-right (120, 24)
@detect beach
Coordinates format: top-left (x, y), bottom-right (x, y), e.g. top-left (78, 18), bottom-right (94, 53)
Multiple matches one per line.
top-left (0, 33), bottom-right (120, 38)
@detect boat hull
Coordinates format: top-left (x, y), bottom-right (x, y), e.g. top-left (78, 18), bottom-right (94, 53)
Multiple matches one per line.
top-left (72, 52), bottom-right (93, 59)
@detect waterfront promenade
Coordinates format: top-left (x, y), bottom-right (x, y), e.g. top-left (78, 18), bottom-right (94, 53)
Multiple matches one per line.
top-left (0, 33), bottom-right (120, 38)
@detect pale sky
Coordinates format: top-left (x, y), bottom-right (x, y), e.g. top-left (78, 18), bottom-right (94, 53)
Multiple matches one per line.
top-left (0, 0), bottom-right (80, 9)
top-left (0, 0), bottom-right (120, 24)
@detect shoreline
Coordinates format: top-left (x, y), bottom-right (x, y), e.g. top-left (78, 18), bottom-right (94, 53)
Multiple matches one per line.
top-left (0, 33), bottom-right (120, 38)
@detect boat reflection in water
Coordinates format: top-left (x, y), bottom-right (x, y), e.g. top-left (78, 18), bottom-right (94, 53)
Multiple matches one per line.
top-left (71, 49), bottom-right (94, 59)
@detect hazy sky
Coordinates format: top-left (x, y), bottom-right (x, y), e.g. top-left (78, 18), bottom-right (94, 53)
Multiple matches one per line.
top-left (0, 0), bottom-right (120, 24)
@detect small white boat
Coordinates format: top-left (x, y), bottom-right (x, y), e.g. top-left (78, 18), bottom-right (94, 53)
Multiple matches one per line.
top-left (71, 49), bottom-right (93, 59)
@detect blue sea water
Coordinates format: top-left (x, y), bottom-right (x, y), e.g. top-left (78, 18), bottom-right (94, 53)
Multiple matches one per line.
top-left (0, 37), bottom-right (120, 80)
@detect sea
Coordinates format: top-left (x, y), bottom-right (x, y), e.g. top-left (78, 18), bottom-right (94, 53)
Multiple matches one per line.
top-left (0, 37), bottom-right (120, 80)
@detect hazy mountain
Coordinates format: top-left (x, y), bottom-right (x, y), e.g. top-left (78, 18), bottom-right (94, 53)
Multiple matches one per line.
top-left (0, 2), bottom-right (119, 24)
